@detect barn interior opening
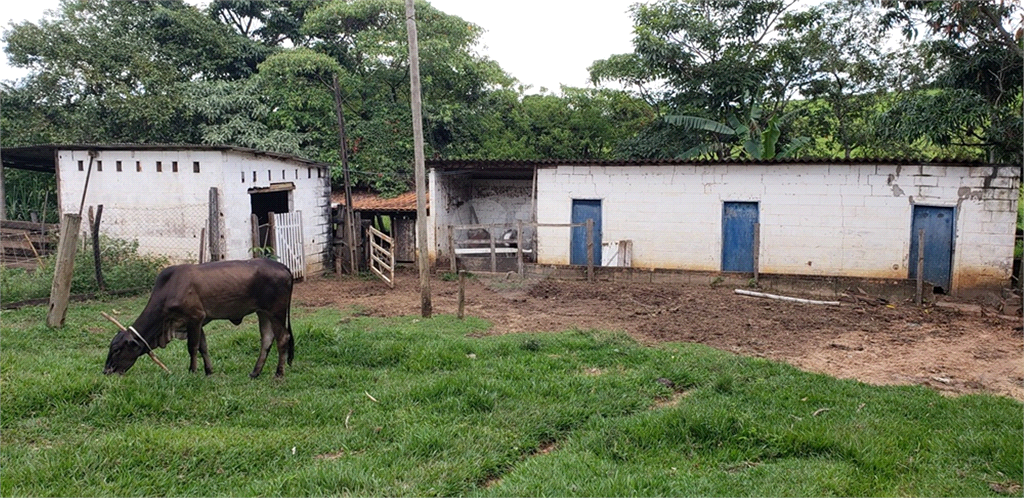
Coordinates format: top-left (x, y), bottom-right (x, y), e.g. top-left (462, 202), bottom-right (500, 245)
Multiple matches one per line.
top-left (250, 190), bottom-right (290, 247)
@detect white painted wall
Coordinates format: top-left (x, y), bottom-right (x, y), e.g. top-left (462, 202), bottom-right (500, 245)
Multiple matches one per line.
top-left (56, 148), bottom-right (331, 274)
top-left (534, 162), bottom-right (1018, 293)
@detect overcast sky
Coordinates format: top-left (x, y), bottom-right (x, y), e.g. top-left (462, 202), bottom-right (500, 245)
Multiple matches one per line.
top-left (0, 0), bottom-right (640, 93)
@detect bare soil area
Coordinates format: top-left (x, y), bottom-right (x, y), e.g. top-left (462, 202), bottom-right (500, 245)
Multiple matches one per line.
top-left (293, 268), bottom-right (1023, 401)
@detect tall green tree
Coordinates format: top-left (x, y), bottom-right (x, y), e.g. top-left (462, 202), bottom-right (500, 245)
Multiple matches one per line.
top-left (1, 0), bottom-right (263, 146)
top-left (877, 0), bottom-right (1023, 163)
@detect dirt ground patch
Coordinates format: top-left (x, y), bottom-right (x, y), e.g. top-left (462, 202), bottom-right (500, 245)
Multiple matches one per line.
top-left (293, 268), bottom-right (1023, 401)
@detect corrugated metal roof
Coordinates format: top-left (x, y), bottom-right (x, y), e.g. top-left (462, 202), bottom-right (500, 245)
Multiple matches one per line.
top-left (425, 157), bottom-right (993, 170)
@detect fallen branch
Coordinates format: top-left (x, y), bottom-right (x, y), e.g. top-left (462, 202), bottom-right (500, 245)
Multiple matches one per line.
top-left (364, 391), bottom-right (379, 403)
top-left (734, 289), bottom-right (840, 306)
top-left (345, 409), bottom-right (353, 430)
top-left (812, 407), bottom-right (831, 417)
top-left (100, 311), bottom-right (171, 374)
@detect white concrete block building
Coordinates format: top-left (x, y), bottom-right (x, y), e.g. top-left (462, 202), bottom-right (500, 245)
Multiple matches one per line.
top-left (3, 144), bottom-right (333, 276)
top-left (427, 159), bottom-right (1020, 295)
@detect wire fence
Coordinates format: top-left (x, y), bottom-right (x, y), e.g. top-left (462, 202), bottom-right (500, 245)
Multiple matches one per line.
top-left (89, 203), bottom-right (212, 265)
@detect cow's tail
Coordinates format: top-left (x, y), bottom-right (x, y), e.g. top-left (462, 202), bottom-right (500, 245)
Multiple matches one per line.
top-left (286, 309), bottom-right (295, 366)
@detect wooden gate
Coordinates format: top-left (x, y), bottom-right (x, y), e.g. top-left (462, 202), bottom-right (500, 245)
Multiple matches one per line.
top-left (273, 211), bottom-right (305, 280)
top-left (369, 225), bottom-right (395, 288)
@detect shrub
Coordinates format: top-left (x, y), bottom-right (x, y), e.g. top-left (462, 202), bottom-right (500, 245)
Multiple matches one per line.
top-left (1, 235), bottom-right (168, 304)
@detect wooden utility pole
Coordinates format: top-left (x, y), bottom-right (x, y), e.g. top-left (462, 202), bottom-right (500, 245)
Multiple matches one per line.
top-left (333, 74), bottom-right (358, 274)
top-left (405, 0), bottom-right (431, 317)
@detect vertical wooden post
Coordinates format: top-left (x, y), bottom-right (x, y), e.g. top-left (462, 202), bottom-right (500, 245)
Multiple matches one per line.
top-left (448, 225), bottom-right (457, 273)
top-left (457, 270), bottom-right (466, 319)
top-left (406, 0), bottom-right (431, 318)
top-left (91, 204), bottom-right (105, 291)
top-left (268, 211), bottom-right (277, 258)
top-left (516, 220), bottom-right (524, 277)
top-left (208, 187), bottom-right (221, 261)
top-left (752, 222), bottom-right (760, 286)
top-left (916, 228), bottom-right (925, 306)
top-left (250, 213), bottom-right (260, 258)
top-left (47, 213), bottom-right (82, 328)
top-left (199, 227), bottom-right (206, 264)
top-left (489, 227), bottom-right (497, 273)
top-left (332, 75), bottom-right (358, 275)
top-left (586, 220), bottom-right (596, 280)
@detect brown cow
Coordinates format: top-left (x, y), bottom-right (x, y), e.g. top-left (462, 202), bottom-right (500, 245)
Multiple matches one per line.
top-left (104, 259), bottom-right (294, 378)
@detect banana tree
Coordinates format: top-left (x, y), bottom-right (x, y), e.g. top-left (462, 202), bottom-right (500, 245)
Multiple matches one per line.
top-left (665, 101), bottom-right (810, 160)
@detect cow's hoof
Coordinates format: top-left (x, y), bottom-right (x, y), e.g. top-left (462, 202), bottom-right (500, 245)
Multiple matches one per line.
top-left (249, 371), bottom-right (260, 379)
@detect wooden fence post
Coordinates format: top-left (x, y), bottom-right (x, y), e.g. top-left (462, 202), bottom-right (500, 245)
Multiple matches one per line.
top-left (586, 219), bottom-right (594, 282)
top-left (208, 187), bottom-right (221, 261)
top-left (458, 270), bottom-right (466, 319)
top-left (268, 211), bottom-right (277, 258)
top-left (46, 213), bottom-right (82, 328)
top-left (516, 220), bottom-right (524, 277)
top-left (91, 204), bottom-right (104, 291)
top-left (489, 227), bottom-right (497, 273)
top-left (199, 227), bottom-right (206, 264)
top-left (753, 222), bottom-right (760, 286)
top-left (915, 228), bottom-right (925, 306)
top-left (448, 225), bottom-right (457, 273)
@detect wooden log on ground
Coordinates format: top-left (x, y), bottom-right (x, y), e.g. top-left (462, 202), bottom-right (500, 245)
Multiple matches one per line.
top-left (734, 289), bottom-right (840, 306)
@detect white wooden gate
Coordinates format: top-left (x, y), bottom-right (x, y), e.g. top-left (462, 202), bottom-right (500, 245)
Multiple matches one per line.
top-left (273, 211), bottom-right (305, 279)
top-left (368, 225), bottom-right (395, 288)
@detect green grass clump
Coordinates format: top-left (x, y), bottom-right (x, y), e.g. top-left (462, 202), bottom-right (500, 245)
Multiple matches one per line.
top-left (1, 296), bottom-right (1021, 497)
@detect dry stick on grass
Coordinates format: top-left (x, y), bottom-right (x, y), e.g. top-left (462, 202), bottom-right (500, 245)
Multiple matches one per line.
top-left (23, 233), bottom-right (43, 266)
top-left (100, 311), bottom-right (171, 373)
top-left (364, 391), bottom-right (379, 403)
top-left (345, 409), bottom-right (353, 430)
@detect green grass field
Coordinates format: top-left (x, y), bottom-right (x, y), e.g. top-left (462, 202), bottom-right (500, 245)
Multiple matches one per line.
top-left (1, 295), bottom-right (1021, 497)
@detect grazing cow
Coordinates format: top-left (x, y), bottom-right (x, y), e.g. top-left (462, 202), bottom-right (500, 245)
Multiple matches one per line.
top-left (104, 259), bottom-right (295, 378)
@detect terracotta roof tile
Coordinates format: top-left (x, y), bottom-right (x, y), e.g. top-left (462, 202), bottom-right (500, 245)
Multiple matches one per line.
top-left (332, 190), bottom-right (425, 212)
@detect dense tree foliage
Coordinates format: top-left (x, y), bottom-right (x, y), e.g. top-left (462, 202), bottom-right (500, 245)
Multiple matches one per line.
top-left (1, 0), bottom-right (1020, 213)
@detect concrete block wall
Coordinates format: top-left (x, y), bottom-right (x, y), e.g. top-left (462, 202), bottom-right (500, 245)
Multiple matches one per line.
top-left (219, 150), bottom-right (331, 273)
top-left (57, 148), bottom-right (331, 273)
top-left (535, 162), bottom-right (1019, 293)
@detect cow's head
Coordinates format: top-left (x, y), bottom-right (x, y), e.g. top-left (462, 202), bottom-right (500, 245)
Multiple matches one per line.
top-left (103, 328), bottom-right (147, 375)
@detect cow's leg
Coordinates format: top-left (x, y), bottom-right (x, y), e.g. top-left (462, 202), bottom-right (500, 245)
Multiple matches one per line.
top-left (199, 329), bottom-right (213, 375)
top-left (250, 312), bottom-right (275, 378)
top-left (186, 326), bottom-right (201, 373)
top-left (273, 318), bottom-right (291, 378)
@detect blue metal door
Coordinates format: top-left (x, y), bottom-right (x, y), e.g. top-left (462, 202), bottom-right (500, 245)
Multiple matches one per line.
top-left (571, 200), bottom-right (602, 266)
top-left (722, 202), bottom-right (758, 272)
top-left (909, 206), bottom-right (954, 292)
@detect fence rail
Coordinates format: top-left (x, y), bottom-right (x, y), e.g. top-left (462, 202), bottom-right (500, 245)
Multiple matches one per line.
top-left (447, 221), bottom-right (594, 281)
